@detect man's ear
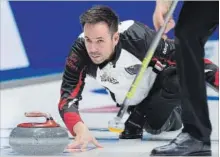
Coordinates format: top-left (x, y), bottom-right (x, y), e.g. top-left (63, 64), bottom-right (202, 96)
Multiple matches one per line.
top-left (113, 32), bottom-right (119, 46)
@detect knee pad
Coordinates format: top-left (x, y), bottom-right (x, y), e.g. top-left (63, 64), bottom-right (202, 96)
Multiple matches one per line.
top-left (167, 106), bottom-right (182, 131)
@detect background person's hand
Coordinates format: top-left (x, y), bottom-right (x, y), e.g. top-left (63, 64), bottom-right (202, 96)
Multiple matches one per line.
top-left (153, 2), bottom-right (175, 33)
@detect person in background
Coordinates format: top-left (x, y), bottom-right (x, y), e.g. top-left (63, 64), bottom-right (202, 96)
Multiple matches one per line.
top-left (151, 1), bottom-right (219, 156)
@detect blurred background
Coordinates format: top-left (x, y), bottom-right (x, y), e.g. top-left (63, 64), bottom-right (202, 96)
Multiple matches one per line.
top-left (0, 1), bottom-right (219, 140)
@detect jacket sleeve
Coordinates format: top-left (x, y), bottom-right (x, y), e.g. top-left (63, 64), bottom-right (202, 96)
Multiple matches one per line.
top-left (142, 25), bottom-right (176, 65)
top-left (58, 37), bottom-right (88, 136)
top-left (131, 21), bottom-right (176, 66)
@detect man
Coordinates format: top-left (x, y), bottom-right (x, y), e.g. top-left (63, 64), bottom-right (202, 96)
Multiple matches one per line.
top-left (58, 5), bottom-right (219, 151)
top-left (151, 1), bottom-right (219, 156)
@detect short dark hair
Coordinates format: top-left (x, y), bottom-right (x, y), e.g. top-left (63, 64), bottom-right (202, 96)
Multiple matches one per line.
top-left (80, 5), bottom-right (119, 34)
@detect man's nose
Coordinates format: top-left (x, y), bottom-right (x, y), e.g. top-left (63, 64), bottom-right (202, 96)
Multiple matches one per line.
top-left (89, 43), bottom-right (98, 52)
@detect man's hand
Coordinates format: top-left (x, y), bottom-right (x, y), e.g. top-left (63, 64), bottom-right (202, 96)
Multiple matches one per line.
top-left (153, 1), bottom-right (175, 33)
top-left (66, 122), bottom-right (103, 152)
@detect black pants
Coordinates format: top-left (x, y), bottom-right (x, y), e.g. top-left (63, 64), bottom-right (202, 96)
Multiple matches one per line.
top-left (174, 2), bottom-right (219, 143)
top-left (133, 67), bottom-right (182, 133)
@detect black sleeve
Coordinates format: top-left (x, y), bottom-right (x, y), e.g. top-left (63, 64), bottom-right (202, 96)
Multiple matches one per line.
top-left (138, 21), bottom-right (176, 62)
top-left (121, 21), bottom-right (175, 64)
top-left (58, 37), bottom-right (88, 136)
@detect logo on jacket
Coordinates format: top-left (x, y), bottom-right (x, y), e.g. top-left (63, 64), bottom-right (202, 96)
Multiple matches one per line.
top-left (100, 72), bottom-right (119, 84)
top-left (68, 98), bottom-right (78, 108)
top-left (125, 64), bottom-right (140, 75)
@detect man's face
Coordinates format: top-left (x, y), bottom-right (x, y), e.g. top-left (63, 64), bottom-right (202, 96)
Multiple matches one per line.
top-left (84, 22), bottom-right (119, 64)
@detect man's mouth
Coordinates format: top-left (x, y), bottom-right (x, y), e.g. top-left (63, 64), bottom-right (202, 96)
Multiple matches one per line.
top-left (90, 55), bottom-right (100, 58)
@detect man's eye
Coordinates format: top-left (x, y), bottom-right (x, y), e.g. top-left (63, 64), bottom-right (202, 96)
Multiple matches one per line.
top-left (97, 40), bottom-right (104, 43)
top-left (86, 39), bottom-right (91, 43)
